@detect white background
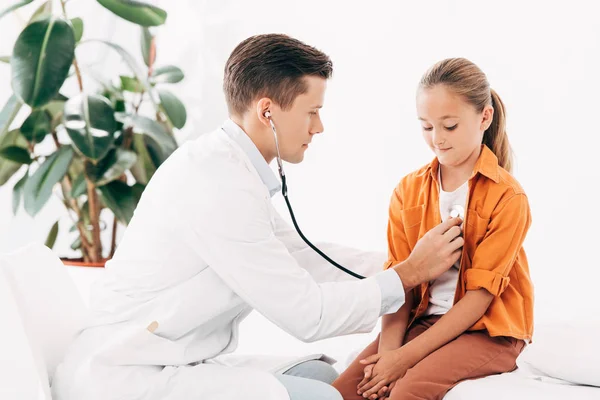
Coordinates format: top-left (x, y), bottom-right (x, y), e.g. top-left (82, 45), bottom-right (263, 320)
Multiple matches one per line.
top-left (1, 0), bottom-right (599, 364)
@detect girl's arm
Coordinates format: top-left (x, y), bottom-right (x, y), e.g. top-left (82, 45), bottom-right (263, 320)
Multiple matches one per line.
top-left (379, 291), bottom-right (414, 353)
top-left (402, 288), bottom-right (493, 362)
top-left (357, 289), bottom-right (493, 397)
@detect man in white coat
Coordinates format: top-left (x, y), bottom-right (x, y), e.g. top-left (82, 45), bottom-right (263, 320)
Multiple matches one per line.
top-left (52, 34), bottom-right (464, 400)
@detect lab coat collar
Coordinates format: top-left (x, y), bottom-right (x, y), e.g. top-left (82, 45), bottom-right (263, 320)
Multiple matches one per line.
top-left (221, 118), bottom-right (282, 197)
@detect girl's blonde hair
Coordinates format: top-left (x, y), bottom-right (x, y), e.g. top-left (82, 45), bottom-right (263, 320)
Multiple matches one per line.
top-left (419, 58), bottom-right (513, 172)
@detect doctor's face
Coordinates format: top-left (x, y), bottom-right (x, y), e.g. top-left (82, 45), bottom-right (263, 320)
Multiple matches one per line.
top-left (270, 76), bottom-right (326, 164)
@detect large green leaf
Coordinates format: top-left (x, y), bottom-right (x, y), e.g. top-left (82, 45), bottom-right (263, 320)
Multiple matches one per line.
top-left (0, 129), bottom-right (28, 186)
top-left (124, 114), bottom-right (176, 156)
top-left (12, 169), bottom-right (28, 215)
top-left (96, 0), bottom-right (167, 27)
top-left (158, 88), bottom-right (186, 129)
top-left (151, 65), bottom-right (184, 84)
top-left (64, 94), bottom-right (116, 160)
top-left (11, 16), bottom-right (75, 108)
top-left (0, 0), bottom-right (34, 21)
top-left (86, 148), bottom-right (136, 186)
top-left (28, 0), bottom-right (52, 23)
top-left (45, 220), bottom-right (59, 249)
top-left (99, 181), bottom-right (144, 224)
top-left (71, 18), bottom-right (84, 42)
top-left (129, 133), bottom-right (155, 184)
top-left (140, 27), bottom-right (154, 67)
top-left (0, 94), bottom-right (23, 136)
top-left (20, 109), bottom-right (51, 143)
top-left (0, 146), bottom-right (32, 164)
top-left (23, 145), bottom-right (74, 216)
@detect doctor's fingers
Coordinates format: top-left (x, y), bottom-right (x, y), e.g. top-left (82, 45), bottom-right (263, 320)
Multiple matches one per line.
top-left (442, 225), bottom-right (462, 242)
top-left (431, 217), bottom-right (463, 236)
top-left (448, 235), bottom-right (465, 253)
top-left (447, 249), bottom-right (462, 266)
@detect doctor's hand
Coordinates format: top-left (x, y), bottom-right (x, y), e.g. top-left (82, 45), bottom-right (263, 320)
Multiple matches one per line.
top-left (392, 217), bottom-right (463, 291)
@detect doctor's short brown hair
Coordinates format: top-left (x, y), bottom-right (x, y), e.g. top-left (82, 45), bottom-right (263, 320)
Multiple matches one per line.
top-left (223, 34), bottom-right (333, 116)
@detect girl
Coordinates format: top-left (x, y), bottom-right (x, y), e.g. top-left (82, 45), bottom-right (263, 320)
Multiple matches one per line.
top-left (332, 58), bottom-right (534, 400)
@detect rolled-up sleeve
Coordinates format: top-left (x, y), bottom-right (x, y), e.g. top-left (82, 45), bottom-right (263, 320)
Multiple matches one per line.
top-left (466, 193), bottom-right (531, 296)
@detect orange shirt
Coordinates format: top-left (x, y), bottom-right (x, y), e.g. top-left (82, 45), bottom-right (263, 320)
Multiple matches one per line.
top-left (384, 145), bottom-right (534, 341)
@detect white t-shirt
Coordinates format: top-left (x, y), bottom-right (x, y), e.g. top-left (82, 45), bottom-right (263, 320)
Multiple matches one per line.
top-left (424, 170), bottom-right (468, 316)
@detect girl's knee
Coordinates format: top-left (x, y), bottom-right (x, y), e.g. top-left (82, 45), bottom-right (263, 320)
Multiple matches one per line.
top-left (389, 378), bottom-right (445, 400)
top-left (331, 375), bottom-right (362, 400)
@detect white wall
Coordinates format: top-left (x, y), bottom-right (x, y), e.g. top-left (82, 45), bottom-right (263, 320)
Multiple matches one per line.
top-left (2, 0), bottom-right (599, 364)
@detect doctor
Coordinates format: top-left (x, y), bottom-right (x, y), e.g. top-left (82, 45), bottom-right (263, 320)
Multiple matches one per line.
top-left (52, 34), bottom-right (464, 400)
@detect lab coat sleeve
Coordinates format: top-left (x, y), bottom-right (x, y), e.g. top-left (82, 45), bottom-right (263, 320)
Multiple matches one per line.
top-left (189, 165), bottom-right (383, 342)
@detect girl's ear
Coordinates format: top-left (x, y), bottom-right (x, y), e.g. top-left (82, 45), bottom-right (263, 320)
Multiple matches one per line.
top-left (481, 105), bottom-right (494, 131)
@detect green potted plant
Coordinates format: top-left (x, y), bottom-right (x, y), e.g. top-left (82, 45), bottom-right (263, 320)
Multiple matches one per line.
top-left (0, 0), bottom-right (187, 266)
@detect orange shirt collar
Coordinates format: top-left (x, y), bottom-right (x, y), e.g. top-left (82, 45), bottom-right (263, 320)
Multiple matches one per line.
top-left (425, 145), bottom-right (500, 184)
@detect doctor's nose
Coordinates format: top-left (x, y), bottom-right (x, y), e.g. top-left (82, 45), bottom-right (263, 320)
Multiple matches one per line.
top-left (310, 115), bottom-right (324, 135)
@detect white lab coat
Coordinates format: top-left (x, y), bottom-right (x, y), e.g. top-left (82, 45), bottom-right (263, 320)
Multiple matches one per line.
top-left (52, 127), bottom-right (389, 400)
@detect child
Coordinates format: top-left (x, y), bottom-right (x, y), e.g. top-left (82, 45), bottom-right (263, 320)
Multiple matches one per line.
top-left (332, 58), bottom-right (534, 400)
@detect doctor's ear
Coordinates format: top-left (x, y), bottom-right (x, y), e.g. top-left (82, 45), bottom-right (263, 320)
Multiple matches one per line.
top-left (256, 98), bottom-right (273, 126)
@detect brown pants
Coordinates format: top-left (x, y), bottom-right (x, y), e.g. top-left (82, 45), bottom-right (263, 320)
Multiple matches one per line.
top-left (332, 315), bottom-right (525, 400)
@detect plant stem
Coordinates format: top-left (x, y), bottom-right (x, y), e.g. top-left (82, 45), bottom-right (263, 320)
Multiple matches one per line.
top-left (52, 131), bottom-right (93, 260)
top-left (85, 174), bottom-right (102, 262)
top-left (61, 0), bottom-right (103, 262)
top-left (109, 218), bottom-right (118, 258)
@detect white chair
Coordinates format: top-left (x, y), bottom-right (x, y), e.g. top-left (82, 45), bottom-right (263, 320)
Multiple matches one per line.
top-left (0, 243), bottom-right (88, 400)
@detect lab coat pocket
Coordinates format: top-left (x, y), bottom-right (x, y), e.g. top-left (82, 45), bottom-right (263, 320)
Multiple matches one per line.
top-left (96, 322), bottom-right (186, 367)
top-left (400, 204), bottom-right (424, 248)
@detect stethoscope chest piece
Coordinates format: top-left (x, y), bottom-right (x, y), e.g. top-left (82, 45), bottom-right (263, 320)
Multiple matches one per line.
top-left (449, 204), bottom-right (465, 220)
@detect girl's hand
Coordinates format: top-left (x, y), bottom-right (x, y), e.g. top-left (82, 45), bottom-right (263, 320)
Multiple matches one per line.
top-left (357, 347), bottom-right (419, 398)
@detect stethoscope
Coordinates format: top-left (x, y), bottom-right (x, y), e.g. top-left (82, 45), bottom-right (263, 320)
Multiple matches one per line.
top-left (265, 111), bottom-right (367, 280)
top-left (264, 111), bottom-right (466, 281)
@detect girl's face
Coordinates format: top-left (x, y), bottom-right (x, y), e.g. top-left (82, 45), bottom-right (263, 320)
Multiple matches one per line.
top-left (417, 85), bottom-right (493, 169)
